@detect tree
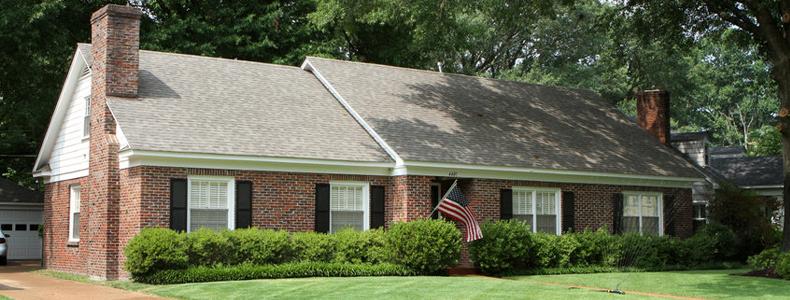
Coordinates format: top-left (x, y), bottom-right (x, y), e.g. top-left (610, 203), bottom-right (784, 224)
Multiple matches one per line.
top-left (625, 0), bottom-right (790, 251)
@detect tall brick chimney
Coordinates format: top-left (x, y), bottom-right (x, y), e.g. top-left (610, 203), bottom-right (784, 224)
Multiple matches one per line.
top-left (87, 4), bottom-right (141, 280)
top-left (636, 89), bottom-right (671, 145)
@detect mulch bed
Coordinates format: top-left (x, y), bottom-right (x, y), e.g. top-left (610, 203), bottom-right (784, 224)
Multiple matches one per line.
top-left (741, 269), bottom-right (782, 279)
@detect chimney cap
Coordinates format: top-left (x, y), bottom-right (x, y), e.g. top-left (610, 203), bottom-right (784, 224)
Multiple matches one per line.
top-left (91, 4), bottom-right (142, 23)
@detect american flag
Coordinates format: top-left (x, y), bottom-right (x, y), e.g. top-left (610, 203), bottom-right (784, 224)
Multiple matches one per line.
top-left (437, 183), bottom-right (483, 242)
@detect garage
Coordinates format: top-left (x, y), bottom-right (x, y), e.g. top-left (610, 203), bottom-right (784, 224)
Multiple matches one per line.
top-left (0, 178), bottom-right (43, 260)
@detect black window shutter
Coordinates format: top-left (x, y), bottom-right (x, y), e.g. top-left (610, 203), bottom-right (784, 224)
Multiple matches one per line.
top-left (170, 179), bottom-right (187, 232)
top-left (315, 184), bottom-right (330, 233)
top-left (430, 185), bottom-right (440, 219)
top-left (235, 181), bottom-right (253, 229)
top-left (612, 193), bottom-right (624, 234)
top-left (562, 191), bottom-right (575, 233)
top-left (664, 195), bottom-right (676, 236)
top-left (500, 189), bottom-right (513, 220)
top-left (370, 186), bottom-right (385, 229)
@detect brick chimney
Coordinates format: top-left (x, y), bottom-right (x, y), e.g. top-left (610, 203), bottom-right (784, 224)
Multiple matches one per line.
top-left (87, 4), bottom-right (141, 280)
top-left (636, 89), bottom-right (671, 145)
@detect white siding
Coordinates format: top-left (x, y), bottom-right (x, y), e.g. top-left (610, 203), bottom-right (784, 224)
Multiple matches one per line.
top-left (48, 75), bottom-right (91, 182)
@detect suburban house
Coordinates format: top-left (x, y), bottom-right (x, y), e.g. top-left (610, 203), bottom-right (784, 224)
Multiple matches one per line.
top-left (33, 5), bottom-right (703, 279)
top-left (0, 178), bottom-right (44, 260)
top-left (671, 133), bottom-right (784, 228)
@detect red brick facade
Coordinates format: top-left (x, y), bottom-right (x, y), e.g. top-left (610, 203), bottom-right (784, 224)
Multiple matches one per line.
top-left (44, 166), bottom-right (692, 278)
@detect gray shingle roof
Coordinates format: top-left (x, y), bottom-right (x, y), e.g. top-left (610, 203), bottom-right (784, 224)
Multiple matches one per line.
top-left (306, 57), bottom-right (701, 178)
top-left (709, 156), bottom-right (783, 187)
top-left (86, 45), bottom-right (392, 162)
top-left (671, 131), bottom-right (708, 142)
top-left (0, 178), bottom-right (43, 204)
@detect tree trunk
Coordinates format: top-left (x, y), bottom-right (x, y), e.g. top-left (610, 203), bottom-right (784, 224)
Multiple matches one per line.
top-left (774, 62), bottom-right (790, 252)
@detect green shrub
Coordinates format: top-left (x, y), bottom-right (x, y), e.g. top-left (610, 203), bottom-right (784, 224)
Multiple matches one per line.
top-left (777, 252), bottom-right (790, 280)
top-left (709, 184), bottom-right (780, 260)
top-left (617, 234), bottom-right (662, 269)
top-left (694, 223), bottom-right (738, 260)
top-left (385, 219), bottom-right (461, 274)
top-left (136, 262), bottom-right (415, 284)
top-left (748, 248), bottom-right (781, 270)
top-left (530, 233), bottom-right (579, 268)
top-left (571, 229), bottom-right (620, 267)
top-left (185, 228), bottom-right (230, 266)
top-left (224, 228), bottom-right (292, 265)
top-left (290, 231), bottom-right (336, 262)
top-left (333, 228), bottom-right (387, 264)
top-left (469, 220), bottom-right (532, 273)
top-left (124, 228), bottom-right (188, 276)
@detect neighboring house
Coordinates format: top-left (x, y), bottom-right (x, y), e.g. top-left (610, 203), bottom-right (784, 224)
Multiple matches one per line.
top-left (672, 135), bottom-right (785, 229)
top-left (33, 5), bottom-right (703, 279)
top-left (0, 178), bottom-right (44, 260)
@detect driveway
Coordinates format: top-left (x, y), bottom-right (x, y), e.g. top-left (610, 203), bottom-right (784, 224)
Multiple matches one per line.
top-left (0, 261), bottom-right (161, 300)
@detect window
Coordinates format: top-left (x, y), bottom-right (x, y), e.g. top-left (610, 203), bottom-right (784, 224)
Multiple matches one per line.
top-left (29, 224), bottom-right (40, 231)
top-left (329, 181), bottom-right (369, 233)
top-left (83, 96), bottom-right (91, 137)
top-left (622, 192), bottom-right (663, 236)
top-left (693, 203), bottom-right (707, 221)
top-left (188, 177), bottom-right (235, 231)
top-left (512, 187), bottom-right (561, 235)
top-left (69, 185), bottom-right (81, 242)
top-left (15, 224), bottom-right (27, 231)
top-left (0, 224), bottom-right (10, 231)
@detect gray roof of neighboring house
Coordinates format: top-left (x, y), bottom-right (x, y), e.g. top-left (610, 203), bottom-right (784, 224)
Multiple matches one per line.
top-left (670, 131), bottom-right (708, 142)
top-left (78, 44), bottom-right (392, 162)
top-left (306, 57), bottom-right (701, 178)
top-left (0, 178), bottom-right (43, 204)
top-left (709, 156), bottom-right (783, 187)
top-left (710, 146), bottom-right (746, 157)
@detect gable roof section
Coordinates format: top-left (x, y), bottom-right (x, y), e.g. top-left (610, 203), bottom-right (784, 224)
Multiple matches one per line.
top-left (86, 45), bottom-right (391, 163)
top-left (304, 57), bottom-right (701, 178)
top-left (710, 156), bottom-right (782, 187)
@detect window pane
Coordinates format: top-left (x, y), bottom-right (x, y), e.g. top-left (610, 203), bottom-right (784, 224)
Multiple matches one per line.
top-left (536, 215), bottom-right (556, 233)
top-left (1, 224), bottom-right (11, 231)
top-left (331, 211), bottom-right (364, 232)
top-left (72, 212), bottom-right (80, 239)
top-left (623, 195), bottom-right (639, 216)
top-left (190, 209), bottom-right (228, 231)
top-left (642, 217), bottom-right (660, 236)
top-left (29, 224), bottom-right (40, 231)
top-left (513, 214), bottom-right (534, 231)
top-left (642, 195), bottom-right (659, 217)
top-left (15, 224), bottom-right (27, 231)
top-left (513, 190), bottom-right (533, 215)
top-left (622, 216), bottom-right (640, 234)
top-left (331, 185), bottom-right (363, 211)
top-left (190, 180), bottom-right (228, 209)
top-left (536, 192), bottom-right (556, 215)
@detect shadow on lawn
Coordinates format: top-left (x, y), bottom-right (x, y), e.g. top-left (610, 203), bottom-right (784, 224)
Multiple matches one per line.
top-left (681, 271), bottom-right (789, 299)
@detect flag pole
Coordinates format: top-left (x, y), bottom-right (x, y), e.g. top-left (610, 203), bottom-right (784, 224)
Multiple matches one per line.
top-left (429, 179), bottom-right (458, 217)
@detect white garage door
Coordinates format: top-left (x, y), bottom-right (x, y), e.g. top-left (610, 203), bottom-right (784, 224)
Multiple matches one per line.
top-left (0, 209), bottom-right (42, 260)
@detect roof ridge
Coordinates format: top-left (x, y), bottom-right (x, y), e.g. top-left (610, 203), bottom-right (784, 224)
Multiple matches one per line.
top-left (140, 49), bottom-right (302, 71)
top-left (304, 56), bottom-right (588, 92)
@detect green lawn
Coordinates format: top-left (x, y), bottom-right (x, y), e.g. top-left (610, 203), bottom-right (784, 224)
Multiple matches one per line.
top-left (40, 269), bottom-right (790, 299)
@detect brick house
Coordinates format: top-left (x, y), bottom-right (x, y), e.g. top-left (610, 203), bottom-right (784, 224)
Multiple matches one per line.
top-left (33, 5), bottom-right (703, 279)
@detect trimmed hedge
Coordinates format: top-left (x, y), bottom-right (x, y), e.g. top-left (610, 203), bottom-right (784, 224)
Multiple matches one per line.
top-left (470, 221), bottom-right (737, 274)
top-left (125, 219), bottom-right (461, 281)
top-left (136, 262), bottom-right (415, 284)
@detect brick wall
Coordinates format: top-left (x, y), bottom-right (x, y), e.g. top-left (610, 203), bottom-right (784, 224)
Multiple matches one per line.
top-left (43, 177), bottom-right (87, 275)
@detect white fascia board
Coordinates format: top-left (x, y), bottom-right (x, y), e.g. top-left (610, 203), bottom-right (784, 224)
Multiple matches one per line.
top-left (119, 150), bottom-right (395, 176)
top-left (401, 161), bottom-right (702, 188)
top-left (301, 58), bottom-right (404, 167)
top-left (33, 49), bottom-right (89, 172)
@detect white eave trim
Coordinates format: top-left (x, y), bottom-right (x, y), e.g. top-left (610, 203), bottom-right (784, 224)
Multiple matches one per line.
top-left (119, 149), bottom-right (396, 176)
top-left (402, 160), bottom-right (702, 188)
top-left (301, 58), bottom-right (405, 169)
top-left (742, 185), bottom-right (784, 189)
top-left (33, 48), bottom-right (90, 173)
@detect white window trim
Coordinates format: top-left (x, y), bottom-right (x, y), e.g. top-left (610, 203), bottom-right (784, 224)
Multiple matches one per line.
top-left (329, 181), bottom-right (370, 233)
top-left (512, 186), bottom-right (562, 235)
top-left (186, 175), bottom-right (235, 232)
top-left (68, 185), bottom-right (80, 242)
top-left (82, 95), bottom-right (91, 139)
top-left (622, 191), bottom-right (664, 236)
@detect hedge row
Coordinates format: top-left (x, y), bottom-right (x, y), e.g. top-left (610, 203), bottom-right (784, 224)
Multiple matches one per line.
top-left (469, 220), bottom-right (738, 274)
top-left (748, 248), bottom-right (790, 279)
top-left (135, 262), bottom-right (415, 284)
top-left (124, 219), bottom-right (461, 280)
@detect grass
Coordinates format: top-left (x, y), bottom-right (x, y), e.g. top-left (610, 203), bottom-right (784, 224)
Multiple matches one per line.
top-left (37, 268), bottom-right (790, 299)
top-left (0, 295), bottom-right (12, 300)
top-left (34, 270), bottom-right (152, 292)
top-left (515, 269), bottom-right (790, 299)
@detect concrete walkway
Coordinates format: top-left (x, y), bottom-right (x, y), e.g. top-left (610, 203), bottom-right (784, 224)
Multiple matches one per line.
top-left (0, 261), bottom-right (161, 300)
